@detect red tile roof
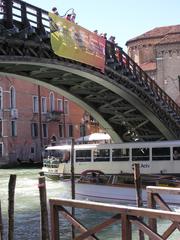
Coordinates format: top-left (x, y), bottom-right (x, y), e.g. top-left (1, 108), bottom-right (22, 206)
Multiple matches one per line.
top-left (158, 33), bottom-right (180, 45)
top-left (126, 25), bottom-right (180, 45)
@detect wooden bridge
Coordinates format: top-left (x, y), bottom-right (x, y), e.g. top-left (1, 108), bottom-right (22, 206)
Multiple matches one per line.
top-left (0, 0), bottom-right (179, 142)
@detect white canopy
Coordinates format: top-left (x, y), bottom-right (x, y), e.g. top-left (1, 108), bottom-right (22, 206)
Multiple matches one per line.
top-left (76, 132), bottom-right (111, 142)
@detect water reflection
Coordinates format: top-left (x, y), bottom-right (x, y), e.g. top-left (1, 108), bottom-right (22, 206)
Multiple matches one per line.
top-left (0, 169), bottom-right (179, 240)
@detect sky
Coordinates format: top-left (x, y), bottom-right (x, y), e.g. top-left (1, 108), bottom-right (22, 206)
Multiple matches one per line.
top-left (25, 0), bottom-right (180, 50)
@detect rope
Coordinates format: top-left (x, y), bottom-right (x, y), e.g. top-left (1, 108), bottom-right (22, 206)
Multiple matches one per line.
top-left (60, 8), bottom-right (75, 18)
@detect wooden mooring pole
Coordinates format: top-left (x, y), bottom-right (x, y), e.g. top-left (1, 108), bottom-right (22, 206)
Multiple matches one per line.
top-left (0, 200), bottom-right (3, 240)
top-left (38, 176), bottom-right (50, 240)
top-left (71, 138), bottom-right (75, 239)
top-left (133, 163), bottom-right (144, 240)
top-left (8, 174), bottom-right (16, 240)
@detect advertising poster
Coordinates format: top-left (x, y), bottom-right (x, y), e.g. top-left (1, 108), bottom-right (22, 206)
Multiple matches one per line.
top-left (49, 12), bottom-right (105, 72)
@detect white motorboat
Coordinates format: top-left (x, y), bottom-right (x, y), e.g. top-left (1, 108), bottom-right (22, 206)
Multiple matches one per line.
top-left (63, 170), bottom-right (180, 205)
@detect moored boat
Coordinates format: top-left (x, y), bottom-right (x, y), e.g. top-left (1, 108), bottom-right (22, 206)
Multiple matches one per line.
top-left (63, 170), bottom-right (180, 205)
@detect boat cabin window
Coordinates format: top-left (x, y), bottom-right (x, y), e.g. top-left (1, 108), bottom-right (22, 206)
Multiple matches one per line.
top-left (76, 150), bottom-right (91, 162)
top-left (173, 147), bottom-right (180, 160)
top-left (93, 149), bottom-right (110, 162)
top-left (152, 147), bottom-right (170, 161)
top-left (112, 148), bottom-right (129, 161)
top-left (43, 150), bottom-right (63, 167)
top-left (46, 150), bottom-right (63, 159)
top-left (132, 148), bottom-right (149, 161)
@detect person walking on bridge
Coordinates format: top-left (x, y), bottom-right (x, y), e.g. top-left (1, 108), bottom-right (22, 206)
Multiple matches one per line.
top-left (52, 7), bottom-right (60, 16)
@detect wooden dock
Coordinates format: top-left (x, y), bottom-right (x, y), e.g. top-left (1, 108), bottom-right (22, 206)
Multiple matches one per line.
top-left (49, 187), bottom-right (180, 240)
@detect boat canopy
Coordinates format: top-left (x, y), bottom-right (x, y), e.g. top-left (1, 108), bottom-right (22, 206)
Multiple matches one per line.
top-left (76, 133), bottom-right (111, 142)
top-left (45, 143), bottom-right (100, 151)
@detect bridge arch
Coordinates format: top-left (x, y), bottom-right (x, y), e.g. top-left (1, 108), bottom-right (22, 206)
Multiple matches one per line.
top-left (0, 57), bottom-right (178, 142)
top-left (0, 67), bottom-right (121, 142)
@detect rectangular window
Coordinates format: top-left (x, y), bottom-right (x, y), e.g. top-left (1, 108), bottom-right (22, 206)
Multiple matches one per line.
top-left (76, 150), bottom-right (91, 162)
top-left (0, 88), bottom-right (2, 110)
top-left (64, 100), bottom-right (69, 114)
top-left (0, 120), bottom-right (2, 137)
top-left (132, 148), bottom-right (149, 161)
top-left (68, 124), bottom-right (73, 138)
top-left (33, 96), bottom-right (38, 113)
top-left (57, 99), bottom-right (63, 112)
top-left (59, 124), bottom-right (64, 138)
top-left (112, 148), bottom-right (129, 161)
top-left (41, 97), bottom-right (47, 114)
top-left (0, 143), bottom-right (3, 157)
top-left (42, 123), bottom-right (48, 138)
top-left (152, 147), bottom-right (170, 161)
top-left (173, 147), bottom-right (180, 160)
top-left (80, 124), bottom-right (86, 137)
top-left (50, 93), bottom-right (55, 112)
top-left (31, 147), bottom-right (35, 154)
top-left (11, 121), bottom-right (17, 137)
top-left (31, 123), bottom-right (38, 137)
top-left (93, 149), bottom-right (110, 162)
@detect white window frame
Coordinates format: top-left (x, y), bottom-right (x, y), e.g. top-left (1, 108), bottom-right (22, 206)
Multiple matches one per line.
top-left (0, 87), bottom-right (3, 110)
top-left (64, 100), bottom-right (69, 115)
top-left (59, 124), bottom-right (64, 138)
top-left (31, 122), bottom-right (38, 137)
top-left (41, 97), bottom-right (47, 114)
top-left (67, 124), bottom-right (73, 138)
top-left (0, 142), bottom-right (3, 157)
top-left (0, 120), bottom-right (3, 137)
top-left (42, 123), bottom-right (48, 138)
top-left (10, 86), bottom-right (16, 109)
top-left (49, 92), bottom-right (55, 112)
top-left (57, 98), bottom-right (63, 112)
top-left (33, 96), bottom-right (39, 113)
top-left (11, 120), bottom-right (17, 137)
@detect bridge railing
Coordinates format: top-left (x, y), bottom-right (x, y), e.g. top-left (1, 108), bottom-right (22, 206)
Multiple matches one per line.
top-left (0, 0), bottom-right (49, 35)
top-left (1, 0), bottom-right (180, 122)
top-left (106, 41), bottom-right (180, 118)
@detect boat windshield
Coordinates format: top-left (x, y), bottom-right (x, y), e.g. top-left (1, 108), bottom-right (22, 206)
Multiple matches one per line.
top-left (43, 149), bottom-right (70, 167)
top-left (44, 149), bottom-right (63, 158)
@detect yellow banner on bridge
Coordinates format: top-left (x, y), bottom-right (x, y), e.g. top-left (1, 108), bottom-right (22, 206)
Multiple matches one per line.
top-left (49, 13), bottom-right (105, 72)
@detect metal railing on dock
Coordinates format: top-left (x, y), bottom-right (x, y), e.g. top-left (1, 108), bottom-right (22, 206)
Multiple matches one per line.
top-left (49, 197), bottom-right (180, 240)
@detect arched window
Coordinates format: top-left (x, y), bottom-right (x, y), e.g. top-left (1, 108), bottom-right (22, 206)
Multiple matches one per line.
top-left (10, 86), bottom-right (16, 108)
top-left (49, 92), bottom-right (55, 112)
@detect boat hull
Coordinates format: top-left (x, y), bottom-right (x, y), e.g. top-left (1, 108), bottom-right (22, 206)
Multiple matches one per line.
top-left (64, 181), bottom-right (180, 206)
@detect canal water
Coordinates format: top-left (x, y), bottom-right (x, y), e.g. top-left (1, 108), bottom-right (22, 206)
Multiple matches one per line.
top-left (0, 168), bottom-right (179, 240)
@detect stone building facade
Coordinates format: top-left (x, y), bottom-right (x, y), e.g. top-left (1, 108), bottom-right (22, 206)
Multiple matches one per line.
top-left (0, 76), bottom-right (99, 166)
top-left (126, 25), bottom-right (180, 106)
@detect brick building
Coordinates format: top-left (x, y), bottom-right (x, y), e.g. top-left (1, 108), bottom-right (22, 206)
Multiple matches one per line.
top-left (126, 24), bottom-right (180, 105)
top-left (0, 76), bottom-right (99, 166)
